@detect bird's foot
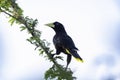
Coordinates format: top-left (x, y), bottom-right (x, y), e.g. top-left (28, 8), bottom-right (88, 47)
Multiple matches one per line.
top-left (50, 54), bottom-right (55, 58)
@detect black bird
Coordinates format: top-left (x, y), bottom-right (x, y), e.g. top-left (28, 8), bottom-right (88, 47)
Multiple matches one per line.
top-left (45, 21), bottom-right (83, 68)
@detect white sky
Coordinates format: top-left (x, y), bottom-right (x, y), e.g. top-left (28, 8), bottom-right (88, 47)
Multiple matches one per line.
top-left (0, 0), bottom-right (120, 80)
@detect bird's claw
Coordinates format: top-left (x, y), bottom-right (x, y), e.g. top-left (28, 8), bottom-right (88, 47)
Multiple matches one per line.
top-left (50, 54), bottom-right (55, 58)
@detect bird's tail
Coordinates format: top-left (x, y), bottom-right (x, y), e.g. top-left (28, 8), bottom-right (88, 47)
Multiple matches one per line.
top-left (65, 49), bottom-right (83, 63)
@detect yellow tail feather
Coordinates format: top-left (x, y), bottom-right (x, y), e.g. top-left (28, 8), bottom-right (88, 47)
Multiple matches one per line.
top-left (75, 58), bottom-right (84, 63)
top-left (65, 49), bottom-right (71, 54)
top-left (65, 48), bottom-right (84, 63)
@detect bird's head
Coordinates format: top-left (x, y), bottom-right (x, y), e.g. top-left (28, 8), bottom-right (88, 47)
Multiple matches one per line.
top-left (45, 21), bottom-right (67, 34)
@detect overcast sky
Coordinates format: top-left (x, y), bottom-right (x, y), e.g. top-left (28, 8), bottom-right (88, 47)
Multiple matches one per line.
top-left (0, 0), bottom-right (120, 80)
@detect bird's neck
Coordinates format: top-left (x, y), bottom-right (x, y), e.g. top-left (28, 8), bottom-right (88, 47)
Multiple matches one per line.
top-left (54, 28), bottom-right (67, 34)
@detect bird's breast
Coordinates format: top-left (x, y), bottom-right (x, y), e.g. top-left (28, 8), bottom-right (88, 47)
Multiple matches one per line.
top-left (53, 36), bottom-right (61, 46)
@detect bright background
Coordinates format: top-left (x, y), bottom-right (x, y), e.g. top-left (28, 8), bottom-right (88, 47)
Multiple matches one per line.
top-left (0, 0), bottom-right (120, 80)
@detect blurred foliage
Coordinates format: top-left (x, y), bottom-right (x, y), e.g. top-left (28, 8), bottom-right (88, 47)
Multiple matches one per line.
top-left (0, 0), bottom-right (76, 80)
top-left (45, 64), bottom-right (76, 80)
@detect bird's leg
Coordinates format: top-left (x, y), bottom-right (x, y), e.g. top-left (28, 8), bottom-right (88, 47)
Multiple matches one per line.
top-left (65, 54), bottom-right (72, 70)
top-left (51, 50), bottom-right (61, 58)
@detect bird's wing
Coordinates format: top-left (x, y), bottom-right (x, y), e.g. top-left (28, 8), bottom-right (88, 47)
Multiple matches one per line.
top-left (65, 48), bottom-right (83, 62)
top-left (61, 34), bottom-right (83, 62)
top-left (60, 34), bottom-right (78, 50)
